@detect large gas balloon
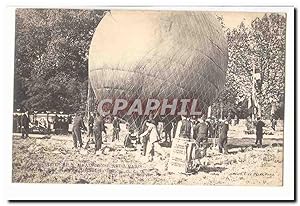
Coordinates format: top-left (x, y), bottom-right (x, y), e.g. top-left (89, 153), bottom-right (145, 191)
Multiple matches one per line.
top-left (89, 10), bottom-right (228, 112)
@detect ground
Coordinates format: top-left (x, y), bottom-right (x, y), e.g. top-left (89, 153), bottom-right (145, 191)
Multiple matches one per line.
top-left (12, 123), bottom-right (283, 185)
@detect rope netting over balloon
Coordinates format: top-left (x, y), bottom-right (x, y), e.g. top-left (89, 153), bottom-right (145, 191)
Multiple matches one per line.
top-left (88, 11), bottom-right (228, 131)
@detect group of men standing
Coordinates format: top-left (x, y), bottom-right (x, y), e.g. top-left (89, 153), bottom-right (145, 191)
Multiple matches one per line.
top-left (177, 115), bottom-right (230, 155)
top-left (165, 114), bottom-right (267, 154)
top-left (71, 112), bottom-right (231, 158)
top-left (72, 112), bottom-right (121, 154)
top-left (15, 110), bottom-right (267, 156)
top-left (73, 112), bottom-right (106, 153)
top-left (12, 111), bottom-right (31, 139)
top-left (136, 115), bottom-right (231, 162)
top-left (21, 111), bottom-right (31, 139)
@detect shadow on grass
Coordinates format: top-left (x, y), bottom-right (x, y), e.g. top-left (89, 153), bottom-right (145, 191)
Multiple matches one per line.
top-left (227, 137), bottom-right (283, 150)
top-left (159, 141), bottom-right (172, 148)
top-left (189, 166), bottom-right (227, 175)
top-left (227, 143), bottom-right (283, 150)
top-left (227, 150), bottom-right (239, 154)
top-left (200, 166), bottom-right (227, 173)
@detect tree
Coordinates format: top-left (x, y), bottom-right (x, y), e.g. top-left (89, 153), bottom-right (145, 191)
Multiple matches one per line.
top-left (14, 9), bottom-right (106, 113)
top-left (213, 13), bottom-right (286, 119)
top-left (251, 14), bottom-right (286, 118)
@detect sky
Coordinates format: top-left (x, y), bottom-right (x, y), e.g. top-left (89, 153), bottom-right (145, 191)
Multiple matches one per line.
top-left (215, 11), bottom-right (283, 28)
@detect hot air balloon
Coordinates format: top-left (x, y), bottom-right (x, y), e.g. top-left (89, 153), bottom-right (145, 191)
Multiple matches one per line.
top-left (88, 10), bottom-right (228, 125)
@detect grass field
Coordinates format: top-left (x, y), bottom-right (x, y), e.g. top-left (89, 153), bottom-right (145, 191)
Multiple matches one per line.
top-left (12, 124), bottom-right (283, 186)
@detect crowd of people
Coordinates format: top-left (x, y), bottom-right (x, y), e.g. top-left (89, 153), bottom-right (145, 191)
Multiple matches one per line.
top-left (13, 111), bottom-right (73, 135)
top-left (68, 111), bottom-right (268, 162)
top-left (13, 110), bottom-right (269, 164)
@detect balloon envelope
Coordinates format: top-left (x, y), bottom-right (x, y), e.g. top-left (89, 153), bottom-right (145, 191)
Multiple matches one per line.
top-left (89, 10), bottom-right (228, 111)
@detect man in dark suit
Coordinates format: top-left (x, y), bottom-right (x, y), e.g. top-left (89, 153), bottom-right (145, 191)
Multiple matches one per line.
top-left (164, 119), bottom-right (173, 143)
top-left (271, 115), bottom-right (277, 131)
top-left (16, 114), bottom-right (22, 133)
top-left (72, 112), bottom-right (87, 148)
top-left (21, 111), bottom-right (30, 139)
top-left (255, 117), bottom-right (265, 147)
top-left (218, 119), bottom-right (229, 154)
top-left (112, 116), bottom-right (120, 142)
top-left (179, 116), bottom-right (192, 139)
top-left (87, 113), bottom-right (95, 137)
top-left (13, 114), bottom-right (17, 133)
top-left (93, 113), bottom-right (107, 153)
top-left (84, 113), bottom-right (96, 149)
top-left (195, 116), bottom-right (209, 144)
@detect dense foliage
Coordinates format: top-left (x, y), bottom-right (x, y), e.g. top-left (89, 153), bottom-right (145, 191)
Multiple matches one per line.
top-left (14, 9), bottom-right (105, 113)
top-left (213, 13), bottom-right (286, 119)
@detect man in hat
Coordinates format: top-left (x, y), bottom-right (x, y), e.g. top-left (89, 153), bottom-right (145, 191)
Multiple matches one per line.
top-left (218, 118), bottom-right (229, 154)
top-left (195, 115), bottom-right (209, 144)
top-left (192, 115), bottom-right (210, 162)
top-left (255, 117), bottom-right (265, 147)
top-left (21, 110), bottom-right (31, 139)
top-left (271, 115), bottom-right (277, 131)
top-left (209, 116), bottom-right (218, 147)
top-left (179, 115), bottom-right (193, 139)
top-left (140, 120), bottom-right (160, 161)
top-left (191, 116), bottom-right (199, 140)
top-left (163, 117), bottom-right (173, 143)
top-left (84, 113), bottom-right (96, 149)
top-left (13, 114), bottom-right (18, 133)
top-left (87, 112), bottom-right (95, 137)
top-left (112, 116), bottom-right (120, 142)
top-left (93, 113), bottom-right (107, 154)
top-left (16, 113), bottom-right (22, 133)
top-left (72, 112), bottom-right (87, 149)
top-left (172, 116), bottom-right (181, 139)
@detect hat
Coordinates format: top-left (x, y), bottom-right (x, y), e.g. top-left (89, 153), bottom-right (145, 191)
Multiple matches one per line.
top-left (181, 115), bottom-right (187, 120)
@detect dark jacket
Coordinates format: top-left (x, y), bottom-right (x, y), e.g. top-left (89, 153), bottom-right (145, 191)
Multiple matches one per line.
top-left (17, 115), bottom-right (22, 127)
top-left (88, 116), bottom-right (94, 127)
top-left (73, 116), bottom-right (86, 130)
top-left (192, 122), bottom-right (200, 139)
top-left (219, 121), bottom-right (229, 139)
top-left (255, 120), bottom-right (265, 135)
top-left (112, 118), bottom-right (120, 129)
top-left (94, 117), bottom-right (107, 133)
top-left (197, 122), bottom-right (209, 138)
top-left (179, 119), bottom-right (192, 138)
top-left (21, 114), bottom-right (30, 128)
top-left (164, 121), bottom-right (173, 132)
